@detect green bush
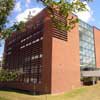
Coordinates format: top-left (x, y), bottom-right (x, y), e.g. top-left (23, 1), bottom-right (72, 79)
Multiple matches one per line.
top-left (0, 69), bottom-right (19, 82)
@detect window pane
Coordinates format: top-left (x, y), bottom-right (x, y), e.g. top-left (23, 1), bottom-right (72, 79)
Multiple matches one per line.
top-left (79, 20), bottom-right (96, 70)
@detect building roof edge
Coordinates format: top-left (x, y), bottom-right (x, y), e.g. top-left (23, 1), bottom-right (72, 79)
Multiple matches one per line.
top-left (93, 26), bottom-right (100, 31)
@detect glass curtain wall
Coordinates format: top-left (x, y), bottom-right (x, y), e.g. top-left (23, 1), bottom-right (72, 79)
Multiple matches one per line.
top-left (79, 20), bottom-right (96, 70)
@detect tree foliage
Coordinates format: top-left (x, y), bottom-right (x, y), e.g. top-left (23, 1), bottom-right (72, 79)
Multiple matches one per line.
top-left (37, 0), bottom-right (93, 31)
top-left (0, 0), bottom-right (14, 32)
top-left (0, 0), bottom-right (25, 39)
top-left (1, 21), bottom-right (25, 39)
top-left (0, 69), bottom-right (19, 82)
top-left (0, 0), bottom-right (93, 39)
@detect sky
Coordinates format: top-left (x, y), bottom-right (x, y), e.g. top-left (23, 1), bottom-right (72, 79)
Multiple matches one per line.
top-left (0, 0), bottom-right (100, 59)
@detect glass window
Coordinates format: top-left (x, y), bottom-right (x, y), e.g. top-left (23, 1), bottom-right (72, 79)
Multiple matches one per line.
top-left (79, 20), bottom-right (96, 70)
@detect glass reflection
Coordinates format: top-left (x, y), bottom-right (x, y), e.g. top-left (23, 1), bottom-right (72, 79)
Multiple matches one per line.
top-left (79, 20), bottom-right (96, 70)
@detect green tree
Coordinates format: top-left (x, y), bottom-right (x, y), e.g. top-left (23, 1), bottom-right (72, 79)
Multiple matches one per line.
top-left (0, 69), bottom-right (19, 82)
top-left (37, 0), bottom-right (93, 31)
top-left (0, 0), bottom-right (24, 39)
top-left (0, 0), bottom-right (93, 39)
top-left (0, 0), bottom-right (14, 32)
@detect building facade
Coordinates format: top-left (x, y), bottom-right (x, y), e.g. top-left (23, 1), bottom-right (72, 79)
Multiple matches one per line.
top-left (2, 9), bottom-right (100, 94)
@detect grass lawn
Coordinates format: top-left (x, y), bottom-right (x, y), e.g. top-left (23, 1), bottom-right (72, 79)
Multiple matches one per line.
top-left (0, 83), bottom-right (100, 100)
top-left (0, 97), bottom-right (8, 100)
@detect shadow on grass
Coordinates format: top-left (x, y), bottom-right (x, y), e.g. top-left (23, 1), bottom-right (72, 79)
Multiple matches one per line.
top-left (0, 87), bottom-right (37, 96)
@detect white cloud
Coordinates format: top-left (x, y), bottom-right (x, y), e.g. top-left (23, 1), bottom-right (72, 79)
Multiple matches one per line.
top-left (16, 2), bottom-right (94, 23)
top-left (16, 8), bottom-right (43, 22)
top-left (75, 2), bottom-right (94, 22)
top-left (14, 1), bottom-right (21, 12)
top-left (0, 54), bottom-right (3, 59)
top-left (25, 3), bottom-right (29, 8)
top-left (25, 0), bottom-right (31, 8)
top-left (26, 0), bottom-right (31, 4)
top-left (0, 50), bottom-right (4, 59)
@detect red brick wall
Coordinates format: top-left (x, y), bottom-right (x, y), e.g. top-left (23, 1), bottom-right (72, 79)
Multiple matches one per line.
top-left (51, 19), bottom-right (81, 94)
top-left (94, 27), bottom-right (100, 68)
top-left (42, 10), bottom-right (52, 94)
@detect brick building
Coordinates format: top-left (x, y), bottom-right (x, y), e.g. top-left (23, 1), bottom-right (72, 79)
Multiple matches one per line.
top-left (2, 9), bottom-right (100, 94)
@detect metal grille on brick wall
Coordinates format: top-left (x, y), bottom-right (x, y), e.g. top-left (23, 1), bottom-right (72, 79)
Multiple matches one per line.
top-left (4, 18), bottom-right (44, 84)
top-left (52, 12), bottom-right (68, 41)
